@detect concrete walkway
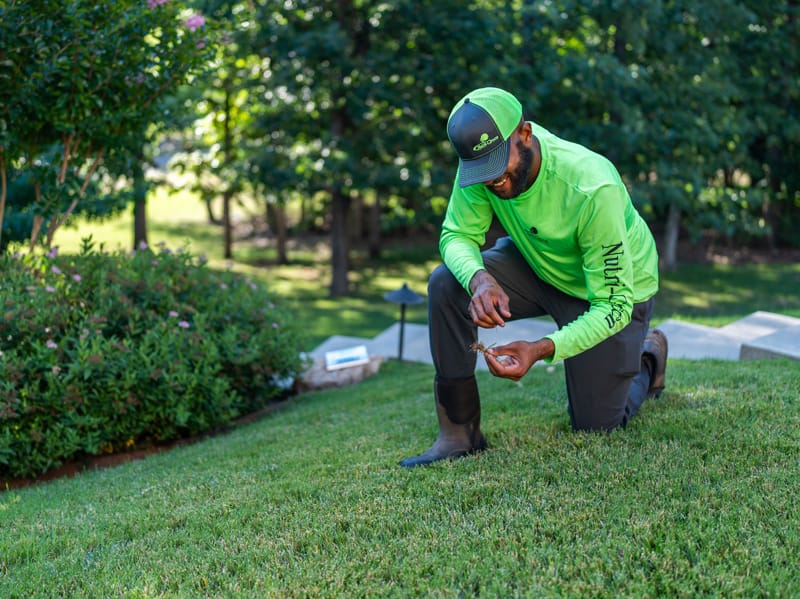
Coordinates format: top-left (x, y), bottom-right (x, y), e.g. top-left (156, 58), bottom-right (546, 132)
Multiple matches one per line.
top-left (310, 310), bottom-right (800, 368)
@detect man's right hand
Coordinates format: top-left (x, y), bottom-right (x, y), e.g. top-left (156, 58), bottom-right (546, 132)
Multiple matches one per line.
top-left (468, 270), bottom-right (512, 328)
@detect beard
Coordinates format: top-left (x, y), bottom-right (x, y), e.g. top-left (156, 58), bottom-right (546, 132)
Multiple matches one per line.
top-left (487, 140), bottom-right (534, 200)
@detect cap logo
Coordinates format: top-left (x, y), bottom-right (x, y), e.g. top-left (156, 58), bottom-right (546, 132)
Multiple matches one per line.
top-left (446, 87), bottom-right (523, 187)
top-left (473, 133), bottom-right (499, 153)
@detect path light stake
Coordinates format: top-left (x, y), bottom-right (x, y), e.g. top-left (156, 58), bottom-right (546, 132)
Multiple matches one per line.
top-left (383, 283), bottom-right (425, 361)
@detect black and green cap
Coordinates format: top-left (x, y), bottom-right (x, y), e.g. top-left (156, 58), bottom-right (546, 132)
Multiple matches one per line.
top-left (446, 87), bottom-right (523, 188)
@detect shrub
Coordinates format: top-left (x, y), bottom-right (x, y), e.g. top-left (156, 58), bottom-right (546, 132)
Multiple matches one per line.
top-left (0, 240), bottom-right (309, 479)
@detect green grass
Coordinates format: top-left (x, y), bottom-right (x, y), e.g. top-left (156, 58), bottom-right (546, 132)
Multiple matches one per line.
top-left (50, 188), bottom-right (231, 260)
top-left (3, 192), bottom-right (799, 595)
top-left (656, 262), bottom-right (800, 326)
top-left (2, 359), bottom-right (798, 596)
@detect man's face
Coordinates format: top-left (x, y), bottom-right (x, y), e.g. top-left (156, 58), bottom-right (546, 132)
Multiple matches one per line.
top-left (484, 137), bottom-right (534, 200)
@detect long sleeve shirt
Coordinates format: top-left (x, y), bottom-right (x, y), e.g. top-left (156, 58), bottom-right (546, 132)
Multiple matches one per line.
top-left (440, 122), bottom-right (659, 363)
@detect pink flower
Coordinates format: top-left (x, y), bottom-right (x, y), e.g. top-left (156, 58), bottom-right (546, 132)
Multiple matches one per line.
top-left (186, 14), bottom-right (205, 32)
top-left (169, 311), bottom-right (179, 318)
top-left (178, 321), bottom-right (190, 328)
top-left (45, 285), bottom-right (56, 293)
top-left (47, 246), bottom-right (59, 259)
top-left (52, 266), bottom-right (62, 275)
top-left (147, 0), bottom-right (169, 9)
top-left (46, 340), bottom-right (58, 349)
top-left (138, 240), bottom-right (149, 250)
top-left (72, 274), bottom-right (82, 282)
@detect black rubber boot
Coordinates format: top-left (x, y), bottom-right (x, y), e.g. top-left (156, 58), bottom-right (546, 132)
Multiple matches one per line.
top-left (399, 375), bottom-right (487, 468)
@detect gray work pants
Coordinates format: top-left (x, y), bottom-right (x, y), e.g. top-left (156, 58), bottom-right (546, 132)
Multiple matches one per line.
top-left (428, 237), bottom-right (653, 431)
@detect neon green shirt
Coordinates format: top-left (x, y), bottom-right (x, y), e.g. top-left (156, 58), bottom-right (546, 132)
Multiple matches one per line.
top-left (440, 122), bottom-right (659, 363)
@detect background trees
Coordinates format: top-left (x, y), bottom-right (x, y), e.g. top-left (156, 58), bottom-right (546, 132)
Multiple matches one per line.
top-left (2, 0), bottom-right (798, 288)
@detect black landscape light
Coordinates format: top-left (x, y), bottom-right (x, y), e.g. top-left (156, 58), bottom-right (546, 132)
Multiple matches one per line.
top-left (383, 283), bottom-right (425, 361)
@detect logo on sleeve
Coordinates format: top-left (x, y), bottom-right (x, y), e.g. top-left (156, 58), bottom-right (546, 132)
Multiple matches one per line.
top-left (601, 242), bottom-right (627, 329)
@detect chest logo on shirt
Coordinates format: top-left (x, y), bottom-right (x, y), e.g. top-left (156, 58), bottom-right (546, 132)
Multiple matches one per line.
top-left (602, 241), bottom-right (627, 329)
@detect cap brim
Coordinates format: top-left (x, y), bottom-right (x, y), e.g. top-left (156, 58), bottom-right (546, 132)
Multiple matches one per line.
top-left (456, 138), bottom-right (511, 188)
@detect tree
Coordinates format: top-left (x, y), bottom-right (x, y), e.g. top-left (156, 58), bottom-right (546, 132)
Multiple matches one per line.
top-left (0, 0), bottom-right (214, 252)
top-left (166, 0), bottom-right (263, 261)
top-left (730, 0), bottom-right (800, 249)
top-left (251, 0), bottom-right (516, 295)
top-left (510, 0), bottom-right (788, 267)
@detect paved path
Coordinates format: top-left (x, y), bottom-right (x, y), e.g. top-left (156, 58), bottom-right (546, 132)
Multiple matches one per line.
top-left (311, 311), bottom-right (800, 369)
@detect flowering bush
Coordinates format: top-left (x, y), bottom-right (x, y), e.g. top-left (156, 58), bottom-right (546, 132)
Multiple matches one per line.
top-left (0, 242), bottom-right (309, 479)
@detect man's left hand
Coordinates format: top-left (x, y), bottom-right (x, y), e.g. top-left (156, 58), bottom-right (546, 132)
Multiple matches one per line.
top-left (484, 338), bottom-right (556, 382)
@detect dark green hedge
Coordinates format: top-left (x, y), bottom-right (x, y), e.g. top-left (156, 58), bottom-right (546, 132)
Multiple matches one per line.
top-left (0, 241), bottom-right (309, 479)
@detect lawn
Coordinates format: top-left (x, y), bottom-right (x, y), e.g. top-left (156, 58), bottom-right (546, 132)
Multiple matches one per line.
top-left (1, 358), bottom-right (798, 596)
top-left (2, 192), bottom-right (799, 596)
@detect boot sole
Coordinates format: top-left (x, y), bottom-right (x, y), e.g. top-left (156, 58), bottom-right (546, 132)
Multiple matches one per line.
top-left (399, 442), bottom-right (487, 468)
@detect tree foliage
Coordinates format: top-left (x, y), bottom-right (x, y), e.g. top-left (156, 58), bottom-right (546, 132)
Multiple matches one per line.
top-left (249, 0), bottom-right (521, 294)
top-left (239, 0), bottom-right (798, 285)
top-left (0, 0), bottom-right (214, 250)
top-left (1, 1), bottom-right (797, 279)
top-left (520, 0), bottom-right (798, 262)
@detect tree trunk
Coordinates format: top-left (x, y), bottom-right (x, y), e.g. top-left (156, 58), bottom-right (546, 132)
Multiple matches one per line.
top-left (223, 190), bottom-right (233, 259)
top-left (350, 194), bottom-right (363, 245)
top-left (132, 150), bottom-right (148, 249)
top-left (329, 189), bottom-right (351, 296)
top-left (222, 77), bottom-right (234, 260)
top-left (266, 201), bottom-right (289, 264)
top-left (761, 194), bottom-right (777, 253)
top-left (205, 195), bottom-right (221, 225)
top-left (368, 195), bottom-right (381, 259)
top-left (662, 203), bottom-right (681, 270)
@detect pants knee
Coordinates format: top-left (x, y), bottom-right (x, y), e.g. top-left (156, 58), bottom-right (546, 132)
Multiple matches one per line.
top-left (428, 264), bottom-right (466, 307)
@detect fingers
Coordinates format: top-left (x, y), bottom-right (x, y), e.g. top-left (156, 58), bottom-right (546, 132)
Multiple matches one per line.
top-left (497, 296), bottom-right (512, 320)
top-left (484, 351), bottom-right (522, 381)
top-left (470, 306), bottom-right (504, 328)
top-left (484, 341), bottom-right (537, 382)
top-left (469, 294), bottom-right (508, 328)
top-left (468, 277), bottom-right (511, 328)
